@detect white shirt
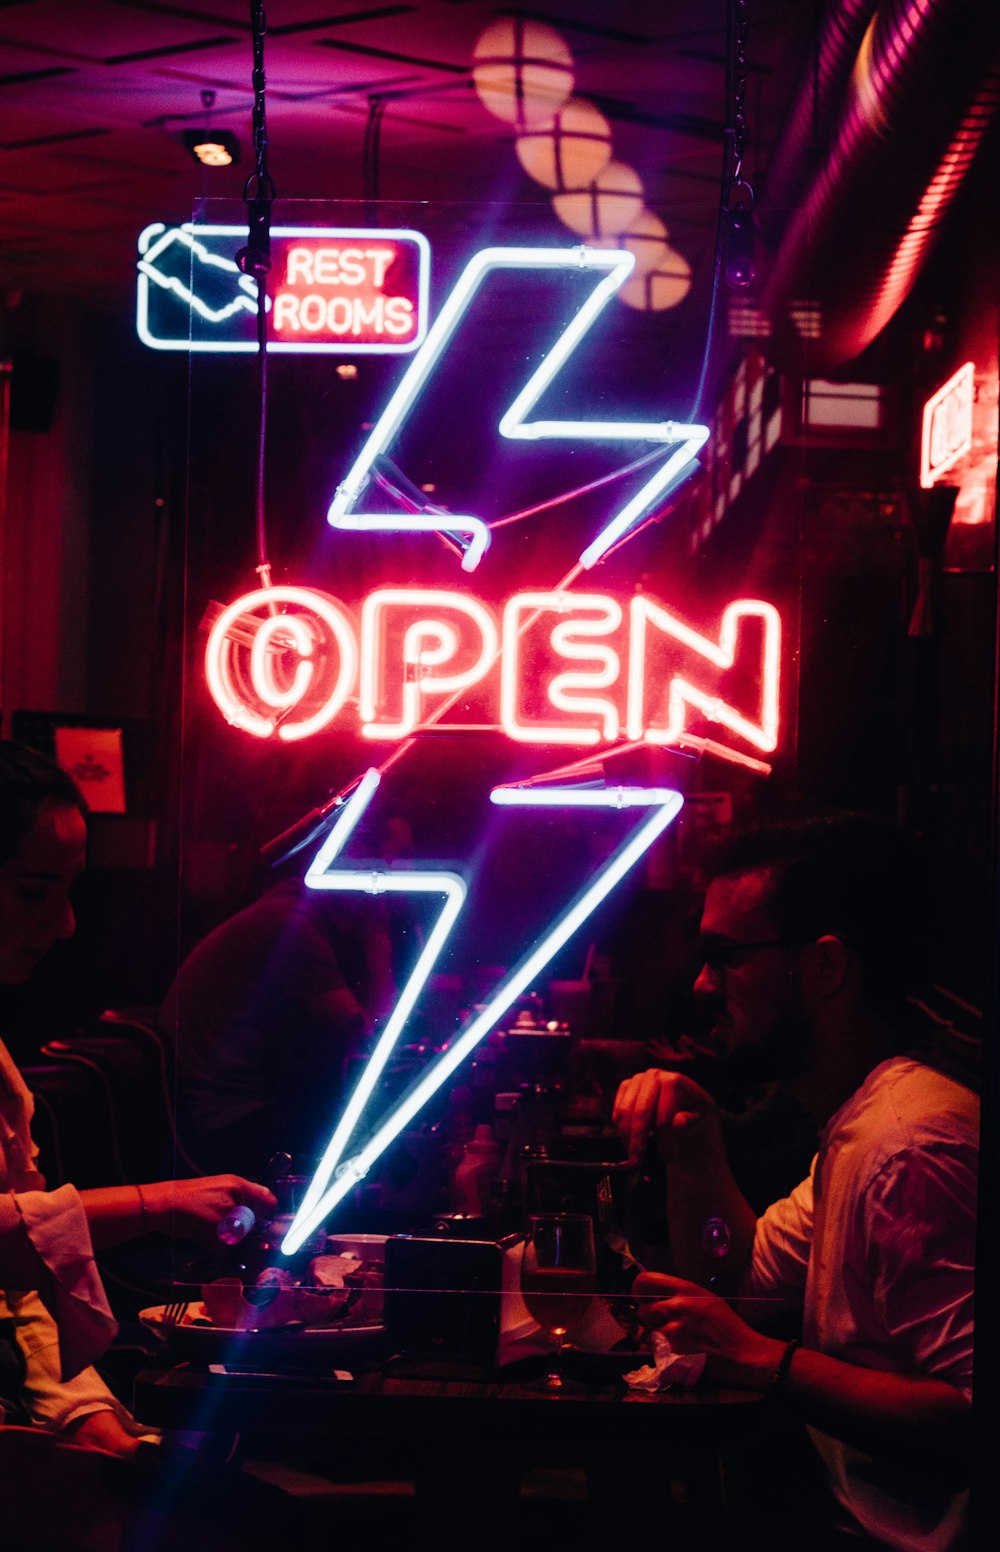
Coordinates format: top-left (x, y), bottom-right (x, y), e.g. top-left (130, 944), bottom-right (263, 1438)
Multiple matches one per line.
top-left (1, 1037), bottom-right (120, 1421)
top-left (743, 1057), bottom-right (978, 1552)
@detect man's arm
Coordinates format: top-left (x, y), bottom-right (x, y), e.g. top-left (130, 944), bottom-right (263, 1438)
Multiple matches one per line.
top-left (613, 1068), bottom-right (758, 1288)
top-left (635, 1272), bottom-right (971, 1469)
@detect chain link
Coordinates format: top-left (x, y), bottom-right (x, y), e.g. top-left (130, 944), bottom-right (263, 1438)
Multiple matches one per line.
top-left (249, 0), bottom-right (269, 195)
top-left (237, 0), bottom-right (275, 573)
top-left (238, 0), bottom-right (275, 280)
top-left (725, 0), bottom-right (754, 212)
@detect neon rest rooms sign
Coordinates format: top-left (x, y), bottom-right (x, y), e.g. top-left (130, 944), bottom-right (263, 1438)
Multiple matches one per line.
top-left (205, 584), bottom-right (780, 756)
top-left (136, 225), bottom-right (430, 353)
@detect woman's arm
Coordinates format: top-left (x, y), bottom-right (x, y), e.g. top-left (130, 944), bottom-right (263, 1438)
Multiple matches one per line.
top-left (1, 1192), bottom-right (52, 1284)
top-left (79, 1176), bottom-right (277, 1249)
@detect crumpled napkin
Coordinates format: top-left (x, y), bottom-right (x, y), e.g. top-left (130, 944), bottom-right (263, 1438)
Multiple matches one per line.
top-left (623, 1328), bottom-right (706, 1390)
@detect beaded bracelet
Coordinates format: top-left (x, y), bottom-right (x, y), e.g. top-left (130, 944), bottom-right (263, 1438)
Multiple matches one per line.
top-left (769, 1338), bottom-right (800, 1395)
top-left (135, 1183), bottom-right (149, 1232)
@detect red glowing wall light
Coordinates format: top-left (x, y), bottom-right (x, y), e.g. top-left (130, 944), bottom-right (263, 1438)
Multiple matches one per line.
top-left (920, 361), bottom-right (975, 489)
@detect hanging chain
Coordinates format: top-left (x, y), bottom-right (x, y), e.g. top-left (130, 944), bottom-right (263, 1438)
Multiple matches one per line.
top-left (236, 0), bottom-right (275, 580)
top-left (238, 0), bottom-right (275, 281)
top-left (248, 0), bottom-right (270, 204)
top-left (725, 0), bottom-right (754, 213)
top-left (724, 0), bottom-right (755, 289)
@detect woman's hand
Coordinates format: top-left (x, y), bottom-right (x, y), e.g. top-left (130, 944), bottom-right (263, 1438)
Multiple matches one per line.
top-left (633, 1271), bottom-right (785, 1389)
top-left (142, 1176), bottom-right (277, 1239)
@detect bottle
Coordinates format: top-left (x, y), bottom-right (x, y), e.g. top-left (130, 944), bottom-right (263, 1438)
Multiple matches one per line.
top-left (217, 1204), bottom-right (256, 1245)
top-left (452, 1124), bottom-right (502, 1216)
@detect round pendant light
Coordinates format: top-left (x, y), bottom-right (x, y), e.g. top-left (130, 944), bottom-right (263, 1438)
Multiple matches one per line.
top-left (618, 245), bottom-right (692, 311)
top-left (552, 159), bottom-right (645, 239)
top-left (515, 98), bottom-right (613, 191)
top-left (472, 18), bottom-right (574, 128)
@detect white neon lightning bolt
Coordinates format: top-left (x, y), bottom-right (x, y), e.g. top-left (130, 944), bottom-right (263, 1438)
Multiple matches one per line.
top-left (282, 784), bottom-right (682, 1253)
top-left (287, 768), bottom-right (467, 1241)
top-left (327, 245), bottom-right (709, 571)
top-left (332, 512), bottom-right (490, 572)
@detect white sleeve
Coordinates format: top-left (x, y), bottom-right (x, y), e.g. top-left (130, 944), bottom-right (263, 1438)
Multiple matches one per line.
top-left (4, 1187), bottom-right (117, 1379)
top-left (5, 1287), bottom-right (125, 1432)
top-left (739, 1157), bottom-right (815, 1322)
top-left (864, 1141), bottom-right (977, 1400)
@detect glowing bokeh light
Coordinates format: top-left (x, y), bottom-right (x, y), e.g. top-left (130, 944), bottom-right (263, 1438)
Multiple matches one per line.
top-left (552, 160), bottom-right (645, 240)
top-left (472, 17), bottom-right (574, 127)
top-left (618, 246), bottom-right (693, 312)
top-left (515, 98), bottom-right (613, 191)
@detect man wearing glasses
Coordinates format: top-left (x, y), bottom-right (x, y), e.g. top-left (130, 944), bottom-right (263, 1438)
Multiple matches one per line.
top-left (614, 815), bottom-right (976, 1552)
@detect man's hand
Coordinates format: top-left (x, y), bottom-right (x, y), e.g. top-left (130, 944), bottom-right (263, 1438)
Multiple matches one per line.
top-left (64, 1410), bottom-right (143, 1460)
top-left (143, 1176), bottom-right (277, 1239)
top-left (633, 1271), bottom-right (784, 1390)
top-left (613, 1069), bottom-right (719, 1165)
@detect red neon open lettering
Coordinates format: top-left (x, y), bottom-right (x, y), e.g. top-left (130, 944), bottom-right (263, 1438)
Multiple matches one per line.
top-left (360, 589), bottom-right (499, 738)
top-left (627, 596), bottom-right (780, 753)
top-left (501, 592), bottom-right (622, 744)
top-left (205, 585), bottom-right (781, 755)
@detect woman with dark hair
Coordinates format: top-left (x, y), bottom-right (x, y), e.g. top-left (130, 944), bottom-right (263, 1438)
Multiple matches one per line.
top-left (0, 739), bottom-right (275, 1461)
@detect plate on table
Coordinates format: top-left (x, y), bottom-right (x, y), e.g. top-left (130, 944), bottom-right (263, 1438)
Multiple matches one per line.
top-left (140, 1302), bottom-right (385, 1366)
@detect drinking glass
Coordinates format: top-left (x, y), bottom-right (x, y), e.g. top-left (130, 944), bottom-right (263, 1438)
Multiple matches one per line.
top-left (520, 1213), bottom-right (596, 1392)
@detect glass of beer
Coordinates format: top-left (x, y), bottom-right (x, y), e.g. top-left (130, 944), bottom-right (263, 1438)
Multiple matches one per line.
top-left (520, 1213), bottom-right (596, 1392)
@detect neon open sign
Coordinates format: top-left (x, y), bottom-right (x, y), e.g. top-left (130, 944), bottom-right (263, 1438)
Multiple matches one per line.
top-left (183, 236), bottom-right (786, 1246)
top-left (136, 224), bottom-right (429, 353)
top-left (205, 584), bottom-right (780, 757)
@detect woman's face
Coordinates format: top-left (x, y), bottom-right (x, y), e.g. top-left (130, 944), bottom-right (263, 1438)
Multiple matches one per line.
top-left (0, 802), bottom-right (86, 985)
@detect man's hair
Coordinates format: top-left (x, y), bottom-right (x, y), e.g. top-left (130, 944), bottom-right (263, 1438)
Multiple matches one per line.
top-left (0, 740), bottom-right (86, 865)
top-left (704, 813), bottom-right (922, 1014)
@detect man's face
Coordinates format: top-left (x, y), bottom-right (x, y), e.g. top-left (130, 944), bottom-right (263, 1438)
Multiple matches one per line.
top-left (693, 866), bottom-right (810, 1082)
top-left (0, 803), bottom-right (86, 985)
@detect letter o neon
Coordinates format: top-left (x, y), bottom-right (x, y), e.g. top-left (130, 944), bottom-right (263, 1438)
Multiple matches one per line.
top-left (205, 586), bottom-right (358, 741)
top-left (329, 297), bottom-right (353, 334)
top-left (300, 294), bottom-right (327, 332)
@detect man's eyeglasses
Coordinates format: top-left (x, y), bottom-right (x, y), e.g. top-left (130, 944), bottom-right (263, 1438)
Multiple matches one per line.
top-left (697, 936), bottom-right (808, 973)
